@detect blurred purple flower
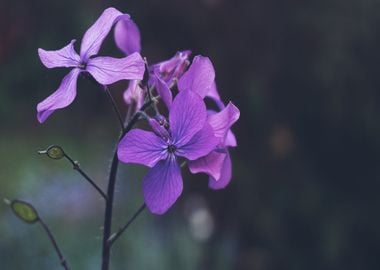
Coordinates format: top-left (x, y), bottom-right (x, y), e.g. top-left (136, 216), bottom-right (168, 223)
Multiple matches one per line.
top-left (37, 7), bottom-right (145, 123)
top-left (188, 102), bottom-right (240, 189)
top-left (117, 90), bottom-right (218, 214)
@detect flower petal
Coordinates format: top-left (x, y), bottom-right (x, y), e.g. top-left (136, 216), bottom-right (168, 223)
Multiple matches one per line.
top-left (188, 150), bottom-right (226, 180)
top-left (176, 123), bottom-right (219, 160)
top-left (123, 80), bottom-right (145, 109)
top-left (207, 82), bottom-right (224, 109)
top-left (37, 68), bottom-right (81, 123)
top-left (225, 130), bottom-right (237, 147)
top-left (208, 101), bottom-right (240, 143)
top-left (169, 90), bottom-right (207, 146)
top-left (80, 7), bottom-right (124, 60)
top-left (38, 40), bottom-right (80, 69)
top-left (208, 152), bottom-right (232, 190)
top-left (177, 55), bottom-right (215, 98)
top-left (150, 50), bottom-right (191, 85)
top-left (86, 52), bottom-right (145, 85)
top-left (152, 72), bottom-right (172, 109)
top-left (114, 17), bottom-right (141, 55)
top-left (143, 157), bottom-right (183, 214)
top-left (117, 129), bottom-right (167, 167)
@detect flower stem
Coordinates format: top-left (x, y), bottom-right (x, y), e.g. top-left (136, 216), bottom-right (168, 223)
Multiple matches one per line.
top-left (108, 203), bottom-right (146, 246)
top-left (101, 99), bottom-right (153, 270)
top-left (101, 146), bottom-right (120, 270)
top-left (104, 85), bottom-right (125, 132)
top-left (63, 153), bottom-right (108, 201)
top-left (39, 217), bottom-right (70, 270)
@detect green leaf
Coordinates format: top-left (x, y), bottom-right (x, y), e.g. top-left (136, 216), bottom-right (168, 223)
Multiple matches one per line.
top-left (10, 200), bottom-right (39, 224)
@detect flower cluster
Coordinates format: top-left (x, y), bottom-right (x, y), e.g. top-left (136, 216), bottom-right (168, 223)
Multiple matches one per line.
top-left (37, 7), bottom-right (240, 214)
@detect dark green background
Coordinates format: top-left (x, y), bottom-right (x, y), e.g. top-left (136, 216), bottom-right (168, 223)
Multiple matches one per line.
top-left (1, 0), bottom-right (379, 269)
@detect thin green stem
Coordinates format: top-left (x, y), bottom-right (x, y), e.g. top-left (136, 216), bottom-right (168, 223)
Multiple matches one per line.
top-left (104, 85), bottom-right (125, 132)
top-left (108, 203), bottom-right (146, 246)
top-left (39, 218), bottom-right (70, 270)
top-left (63, 154), bottom-right (107, 201)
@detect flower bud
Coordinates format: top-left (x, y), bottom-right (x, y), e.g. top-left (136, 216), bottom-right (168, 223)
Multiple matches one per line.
top-left (148, 117), bottom-right (170, 141)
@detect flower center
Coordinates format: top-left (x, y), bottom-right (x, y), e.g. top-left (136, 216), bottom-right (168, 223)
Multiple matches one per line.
top-left (167, 144), bottom-right (177, 154)
top-left (78, 61), bottom-right (87, 70)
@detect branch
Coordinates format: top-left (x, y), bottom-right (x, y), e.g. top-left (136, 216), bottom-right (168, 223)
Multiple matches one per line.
top-left (63, 153), bottom-right (108, 201)
top-left (108, 203), bottom-right (146, 246)
top-left (104, 85), bottom-right (125, 132)
top-left (39, 218), bottom-right (70, 270)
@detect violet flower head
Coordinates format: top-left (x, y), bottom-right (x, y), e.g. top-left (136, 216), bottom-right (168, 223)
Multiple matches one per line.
top-left (117, 90), bottom-right (219, 214)
top-left (177, 55), bottom-right (240, 188)
top-left (37, 7), bottom-right (145, 123)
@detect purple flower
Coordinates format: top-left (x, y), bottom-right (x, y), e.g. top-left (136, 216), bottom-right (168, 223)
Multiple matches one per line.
top-left (117, 90), bottom-right (219, 214)
top-left (151, 50), bottom-right (192, 86)
top-left (37, 7), bottom-right (145, 123)
top-left (177, 55), bottom-right (239, 188)
top-left (148, 51), bottom-right (192, 109)
top-left (188, 102), bottom-right (240, 189)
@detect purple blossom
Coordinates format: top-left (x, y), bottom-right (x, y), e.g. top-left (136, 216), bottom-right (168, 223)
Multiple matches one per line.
top-left (176, 55), bottom-right (240, 188)
top-left (188, 102), bottom-right (240, 189)
top-left (37, 7), bottom-right (145, 123)
top-left (149, 51), bottom-right (192, 109)
top-left (117, 90), bottom-right (219, 214)
top-left (150, 50), bottom-right (192, 86)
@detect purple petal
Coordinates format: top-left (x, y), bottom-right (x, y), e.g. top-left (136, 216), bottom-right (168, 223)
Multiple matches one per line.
top-left (86, 52), bottom-right (145, 85)
top-left (152, 72), bottom-right (173, 109)
top-left (208, 102), bottom-right (240, 143)
top-left (143, 157), bottom-right (183, 214)
top-left (148, 118), bottom-right (170, 141)
top-left (114, 17), bottom-right (141, 55)
top-left (207, 82), bottom-right (224, 109)
top-left (37, 68), bottom-right (81, 123)
top-left (176, 123), bottom-right (219, 160)
top-left (209, 152), bottom-right (232, 190)
top-left (123, 80), bottom-right (145, 109)
top-left (80, 7), bottom-right (123, 60)
top-left (188, 150), bottom-right (226, 180)
top-left (38, 40), bottom-right (80, 69)
top-left (150, 50), bottom-right (191, 85)
top-left (169, 90), bottom-right (207, 146)
top-left (225, 130), bottom-right (237, 147)
top-left (117, 129), bottom-right (167, 167)
top-left (177, 55), bottom-right (215, 98)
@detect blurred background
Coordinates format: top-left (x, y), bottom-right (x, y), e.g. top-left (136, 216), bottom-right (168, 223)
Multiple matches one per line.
top-left (1, 0), bottom-right (380, 269)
